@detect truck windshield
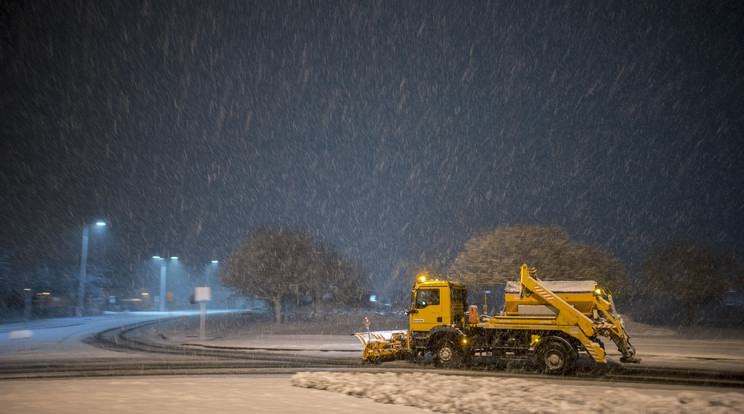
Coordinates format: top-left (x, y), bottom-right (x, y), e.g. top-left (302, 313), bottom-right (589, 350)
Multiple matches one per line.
top-left (414, 288), bottom-right (440, 308)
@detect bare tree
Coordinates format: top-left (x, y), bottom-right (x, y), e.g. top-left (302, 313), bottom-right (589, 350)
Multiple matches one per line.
top-left (451, 224), bottom-right (628, 295)
top-left (220, 228), bottom-right (369, 323)
top-left (638, 239), bottom-right (740, 326)
top-left (0, 248), bottom-right (17, 312)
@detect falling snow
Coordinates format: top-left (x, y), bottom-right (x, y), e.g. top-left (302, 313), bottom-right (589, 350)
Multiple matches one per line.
top-left (2, 1), bottom-right (743, 282)
top-left (1, 3), bottom-right (744, 406)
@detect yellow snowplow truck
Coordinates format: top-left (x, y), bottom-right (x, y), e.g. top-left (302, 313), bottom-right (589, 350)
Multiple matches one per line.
top-left (359, 264), bottom-right (639, 374)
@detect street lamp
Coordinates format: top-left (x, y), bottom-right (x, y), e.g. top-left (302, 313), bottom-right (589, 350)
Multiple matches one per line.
top-left (153, 255), bottom-right (177, 312)
top-left (206, 260), bottom-right (218, 286)
top-left (76, 221), bottom-right (106, 317)
top-left (198, 260), bottom-right (219, 340)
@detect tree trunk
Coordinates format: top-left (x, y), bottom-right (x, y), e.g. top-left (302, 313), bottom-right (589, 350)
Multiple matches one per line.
top-left (685, 301), bottom-right (696, 326)
top-left (272, 295), bottom-right (282, 324)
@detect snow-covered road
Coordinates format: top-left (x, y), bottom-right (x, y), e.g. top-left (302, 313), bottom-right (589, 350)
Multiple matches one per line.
top-left (2, 313), bottom-right (744, 413)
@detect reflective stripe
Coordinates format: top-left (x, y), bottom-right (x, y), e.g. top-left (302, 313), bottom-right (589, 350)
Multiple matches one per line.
top-left (533, 286), bottom-right (555, 301)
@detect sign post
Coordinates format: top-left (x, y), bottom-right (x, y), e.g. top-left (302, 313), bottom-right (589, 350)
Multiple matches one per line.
top-left (194, 287), bottom-right (211, 340)
top-left (363, 315), bottom-right (371, 342)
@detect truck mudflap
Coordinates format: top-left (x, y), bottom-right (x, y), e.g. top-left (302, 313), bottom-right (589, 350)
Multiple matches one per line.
top-left (354, 330), bottom-right (410, 364)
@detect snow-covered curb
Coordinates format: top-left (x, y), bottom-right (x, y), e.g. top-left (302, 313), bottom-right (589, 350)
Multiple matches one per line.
top-left (290, 371), bottom-right (744, 413)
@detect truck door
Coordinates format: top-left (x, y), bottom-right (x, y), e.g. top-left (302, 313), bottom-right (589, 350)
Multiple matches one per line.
top-left (410, 287), bottom-right (443, 332)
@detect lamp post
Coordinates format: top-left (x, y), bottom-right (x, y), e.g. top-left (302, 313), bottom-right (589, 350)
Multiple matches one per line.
top-left (206, 260), bottom-right (218, 286)
top-left (197, 260), bottom-right (218, 340)
top-left (76, 221), bottom-right (106, 317)
top-left (23, 288), bottom-right (32, 320)
top-left (153, 255), bottom-right (177, 312)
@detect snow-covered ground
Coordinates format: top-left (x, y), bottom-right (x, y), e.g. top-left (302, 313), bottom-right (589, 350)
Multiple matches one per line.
top-left (291, 371), bottom-right (744, 413)
top-left (0, 374), bottom-right (428, 414)
top-left (164, 314), bottom-right (744, 413)
top-left (2, 313), bottom-right (744, 413)
top-left (2, 372), bottom-right (741, 414)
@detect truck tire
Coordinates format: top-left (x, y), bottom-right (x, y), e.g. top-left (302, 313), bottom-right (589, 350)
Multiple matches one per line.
top-left (537, 337), bottom-right (576, 375)
top-left (434, 339), bottom-right (464, 368)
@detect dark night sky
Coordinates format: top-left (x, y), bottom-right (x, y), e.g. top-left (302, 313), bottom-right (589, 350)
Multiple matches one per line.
top-left (2, 1), bottom-right (743, 282)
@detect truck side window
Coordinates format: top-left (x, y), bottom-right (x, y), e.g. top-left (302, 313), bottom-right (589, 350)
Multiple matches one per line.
top-left (415, 288), bottom-right (440, 308)
top-left (451, 288), bottom-right (467, 309)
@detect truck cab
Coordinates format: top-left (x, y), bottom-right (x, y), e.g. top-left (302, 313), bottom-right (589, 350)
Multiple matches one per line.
top-left (406, 277), bottom-right (469, 362)
top-left (408, 278), bottom-right (467, 332)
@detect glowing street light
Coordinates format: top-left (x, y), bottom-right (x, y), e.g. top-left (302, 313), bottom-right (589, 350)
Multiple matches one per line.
top-left (153, 255), bottom-right (177, 312)
top-left (206, 260), bottom-right (219, 286)
top-left (198, 259), bottom-right (219, 340)
top-left (76, 221), bottom-right (106, 317)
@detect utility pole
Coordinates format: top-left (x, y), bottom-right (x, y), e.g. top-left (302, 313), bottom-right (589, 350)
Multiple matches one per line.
top-left (76, 226), bottom-right (89, 317)
top-left (76, 221), bottom-right (106, 317)
top-left (159, 260), bottom-right (167, 312)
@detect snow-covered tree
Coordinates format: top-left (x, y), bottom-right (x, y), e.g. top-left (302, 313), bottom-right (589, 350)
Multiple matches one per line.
top-left (220, 228), bottom-right (369, 323)
top-left (450, 224), bottom-right (628, 295)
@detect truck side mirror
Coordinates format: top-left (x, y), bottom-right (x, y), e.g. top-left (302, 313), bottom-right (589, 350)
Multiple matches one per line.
top-left (405, 309), bottom-right (418, 315)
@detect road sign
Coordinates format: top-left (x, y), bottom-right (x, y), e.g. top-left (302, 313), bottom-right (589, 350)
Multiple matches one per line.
top-left (194, 287), bottom-right (211, 302)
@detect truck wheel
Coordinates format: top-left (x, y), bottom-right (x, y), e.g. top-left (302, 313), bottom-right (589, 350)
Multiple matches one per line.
top-left (538, 338), bottom-right (575, 374)
top-left (435, 340), bottom-right (463, 368)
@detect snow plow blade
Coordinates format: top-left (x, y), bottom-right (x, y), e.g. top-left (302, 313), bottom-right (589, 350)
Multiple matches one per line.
top-left (354, 330), bottom-right (410, 364)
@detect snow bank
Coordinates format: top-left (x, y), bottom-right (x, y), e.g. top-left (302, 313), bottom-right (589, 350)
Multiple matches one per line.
top-left (291, 372), bottom-right (744, 413)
